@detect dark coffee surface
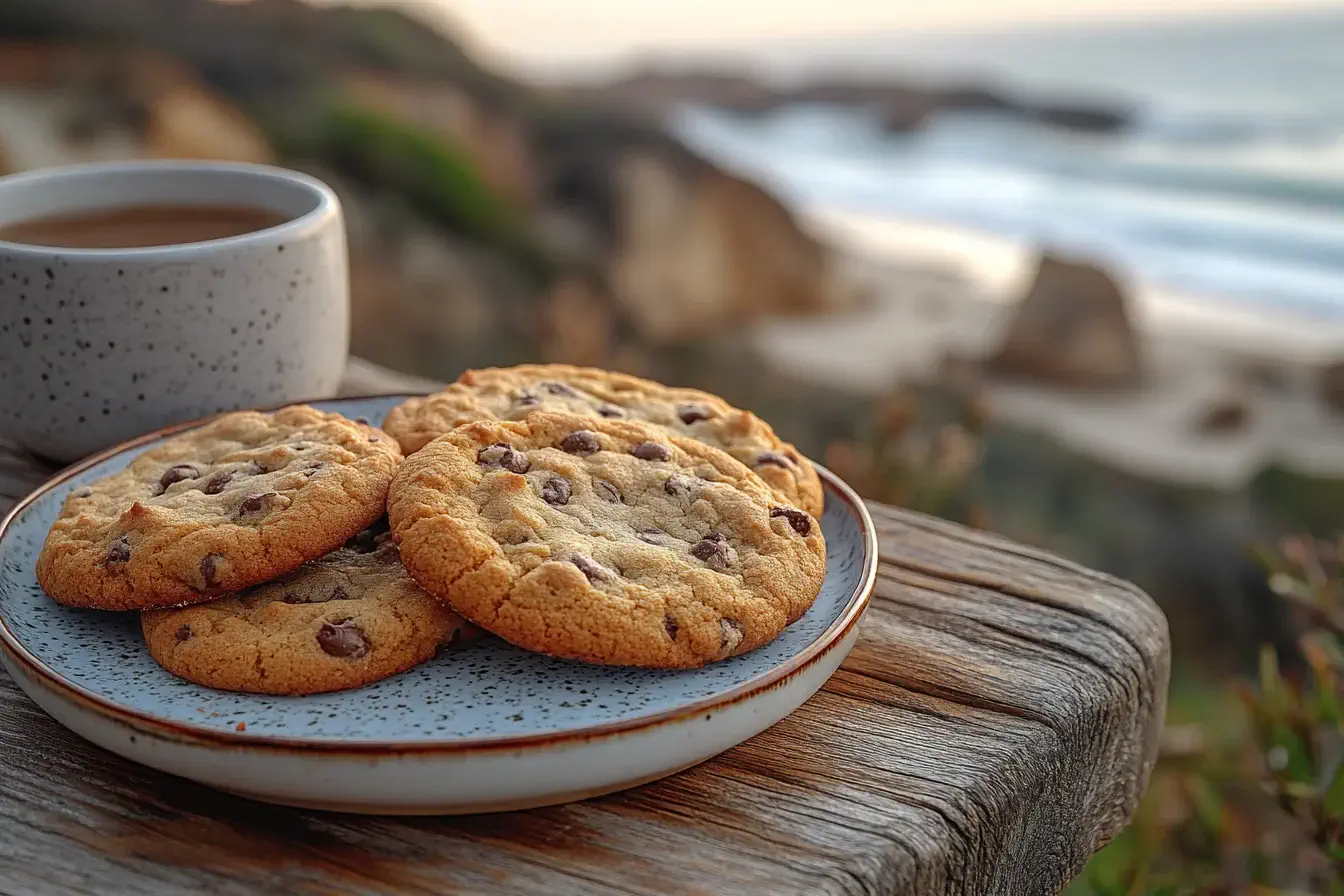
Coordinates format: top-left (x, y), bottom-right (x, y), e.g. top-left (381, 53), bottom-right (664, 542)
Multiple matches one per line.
top-left (0, 204), bottom-right (289, 249)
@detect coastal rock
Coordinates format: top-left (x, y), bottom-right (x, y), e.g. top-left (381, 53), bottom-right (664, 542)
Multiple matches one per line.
top-left (608, 150), bottom-right (841, 341)
top-left (572, 69), bottom-right (1129, 136)
top-left (1195, 395), bottom-right (1252, 435)
top-left (330, 169), bottom-right (536, 377)
top-left (1319, 361), bottom-right (1344, 415)
top-left (793, 82), bottom-right (1018, 132)
top-left (573, 71), bottom-right (1020, 133)
top-left (986, 253), bottom-right (1142, 389)
top-left (1030, 103), bottom-right (1130, 135)
top-left (538, 275), bottom-right (613, 366)
top-left (563, 70), bottom-right (779, 118)
top-left (0, 2), bottom-right (847, 355)
top-left (537, 112), bottom-right (845, 343)
top-left (0, 44), bottom-right (272, 169)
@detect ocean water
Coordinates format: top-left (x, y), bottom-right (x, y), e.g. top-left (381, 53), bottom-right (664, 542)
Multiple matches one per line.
top-left (669, 9), bottom-right (1344, 319)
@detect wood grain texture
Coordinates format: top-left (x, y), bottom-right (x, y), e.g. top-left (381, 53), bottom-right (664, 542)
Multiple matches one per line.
top-left (0, 360), bottom-right (1170, 896)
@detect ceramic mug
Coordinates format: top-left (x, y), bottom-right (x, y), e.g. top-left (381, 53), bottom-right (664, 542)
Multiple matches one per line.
top-left (0, 160), bottom-right (348, 462)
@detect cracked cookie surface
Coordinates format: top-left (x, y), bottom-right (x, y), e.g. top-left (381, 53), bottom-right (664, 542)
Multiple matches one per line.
top-left (37, 405), bottom-right (402, 610)
top-left (141, 522), bottom-right (479, 695)
top-left (387, 412), bottom-right (826, 668)
top-left (382, 364), bottom-right (823, 516)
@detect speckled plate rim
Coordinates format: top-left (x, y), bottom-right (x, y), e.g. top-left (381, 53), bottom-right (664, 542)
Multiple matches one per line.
top-left (0, 395), bottom-right (877, 757)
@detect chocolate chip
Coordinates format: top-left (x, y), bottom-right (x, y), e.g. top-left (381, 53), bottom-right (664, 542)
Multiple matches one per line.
top-left (690, 538), bottom-right (719, 562)
top-left (201, 471), bottom-right (233, 495)
top-left (302, 461), bottom-right (324, 477)
top-left (691, 533), bottom-right (737, 570)
top-left (771, 506), bottom-right (812, 536)
top-left (477, 443), bottom-right (530, 474)
top-left (104, 535), bottom-right (130, 567)
top-left (236, 492), bottom-right (278, 517)
top-left (597, 405), bottom-right (625, 418)
top-left (515, 391), bottom-right (540, 407)
top-left (631, 441), bottom-right (670, 461)
top-left (541, 475), bottom-right (571, 506)
top-left (677, 404), bottom-right (713, 424)
top-left (174, 624), bottom-right (192, 643)
top-left (346, 523), bottom-right (385, 553)
top-left (560, 430), bottom-right (600, 456)
top-left (720, 618), bottom-right (744, 652)
top-left (664, 474), bottom-right (694, 498)
top-left (289, 441), bottom-right (313, 451)
top-left (317, 620), bottom-right (369, 658)
top-left (541, 380), bottom-right (578, 397)
top-left (595, 479), bottom-right (622, 503)
top-left (199, 553), bottom-right (222, 588)
top-left (159, 464), bottom-right (199, 490)
top-left (566, 553), bottom-right (606, 582)
top-left (354, 416), bottom-right (370, 425)
top-left (756, 451), bottom-right (795, 469)
top-left (664, 615), bottom-right (680, 640)
top-left (637, 528), bottom-right (665, 544)
top-left (73, 487), bottom-right (93, 498)
top-left (330, 585), bottom-right (348, 601)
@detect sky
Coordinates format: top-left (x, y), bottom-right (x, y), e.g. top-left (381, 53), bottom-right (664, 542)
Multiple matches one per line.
top-left (409, 0), bottom-right (1344, 71)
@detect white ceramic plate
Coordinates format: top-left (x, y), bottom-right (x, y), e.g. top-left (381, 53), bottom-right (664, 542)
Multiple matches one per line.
top-left (0, 396), bottom-right (876, 814)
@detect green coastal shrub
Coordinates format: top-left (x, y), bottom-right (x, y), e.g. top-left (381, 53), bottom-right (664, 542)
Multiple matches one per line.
top-left (1068, 536), bottom-right (1344, 895)
top-left (315, 103), bottom-right (550, 277)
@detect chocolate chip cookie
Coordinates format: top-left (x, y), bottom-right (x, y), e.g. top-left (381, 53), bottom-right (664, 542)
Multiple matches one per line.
top-left (141, 521), bottom-right (479, 695)
top-left (382, 364), bottom-right (824, 517)
top-left (387, 412), bottom-right (826, 668)
top-left (37, 405), bottom-right (402, 611)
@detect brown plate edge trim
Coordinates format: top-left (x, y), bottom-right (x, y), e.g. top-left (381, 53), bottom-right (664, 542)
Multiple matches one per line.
top-left (216, 758), bottom-right (710, 815)
top-left (0, 394), bottom-right (878, 757)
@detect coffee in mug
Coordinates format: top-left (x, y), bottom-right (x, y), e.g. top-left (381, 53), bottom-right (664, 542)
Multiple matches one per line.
top-left (0, 204), bottom-right (291, 249)
top-left (0, 160), bottom-right (349, 462)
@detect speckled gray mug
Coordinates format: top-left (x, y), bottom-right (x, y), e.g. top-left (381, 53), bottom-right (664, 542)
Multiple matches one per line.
top-left (0, 161), bottom-right (349, 462)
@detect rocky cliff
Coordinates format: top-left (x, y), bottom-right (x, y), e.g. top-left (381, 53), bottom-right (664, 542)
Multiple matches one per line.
top-left (0, 0), bottom-right (847, 378)
top-left (0, 44), bottom-right (273, 170)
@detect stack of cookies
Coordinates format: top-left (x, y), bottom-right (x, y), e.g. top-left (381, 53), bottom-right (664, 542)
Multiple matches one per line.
top-left (35, 365), bottom-right (827, 695)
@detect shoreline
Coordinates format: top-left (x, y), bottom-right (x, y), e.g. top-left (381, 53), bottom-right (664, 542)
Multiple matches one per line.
top-left (751, 209), bottom-right (1344, 490)
top-left (806, 207), bottom-right (1344, 360)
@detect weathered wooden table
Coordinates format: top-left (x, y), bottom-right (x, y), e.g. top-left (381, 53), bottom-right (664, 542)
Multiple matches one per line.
top-left (0, 359), bottom-right (1170, 896)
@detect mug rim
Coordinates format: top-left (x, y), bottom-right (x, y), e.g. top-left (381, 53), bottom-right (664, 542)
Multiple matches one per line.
top-left (0, 160), bottom-right (340, 259)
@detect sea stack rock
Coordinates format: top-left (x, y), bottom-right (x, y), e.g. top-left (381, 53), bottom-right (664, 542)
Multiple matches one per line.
top-left (986, 252), bottom-right (1143, 389)
top-left (1319, 361), bottom-right (1344, 415)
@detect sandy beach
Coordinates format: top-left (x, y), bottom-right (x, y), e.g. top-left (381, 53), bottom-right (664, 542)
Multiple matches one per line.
top-left (752, 209), bottom-right (1344, 490)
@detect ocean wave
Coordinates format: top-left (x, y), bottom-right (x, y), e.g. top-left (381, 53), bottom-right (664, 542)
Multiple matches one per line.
top-left (674, 103), bottom-right (1344, 314)
top-left (1131, 105), bottom-right (1339, 146)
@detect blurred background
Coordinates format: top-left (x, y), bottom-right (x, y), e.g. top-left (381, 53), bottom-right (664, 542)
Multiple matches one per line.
top-left (4, 0), bottom-right (1344, 889)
